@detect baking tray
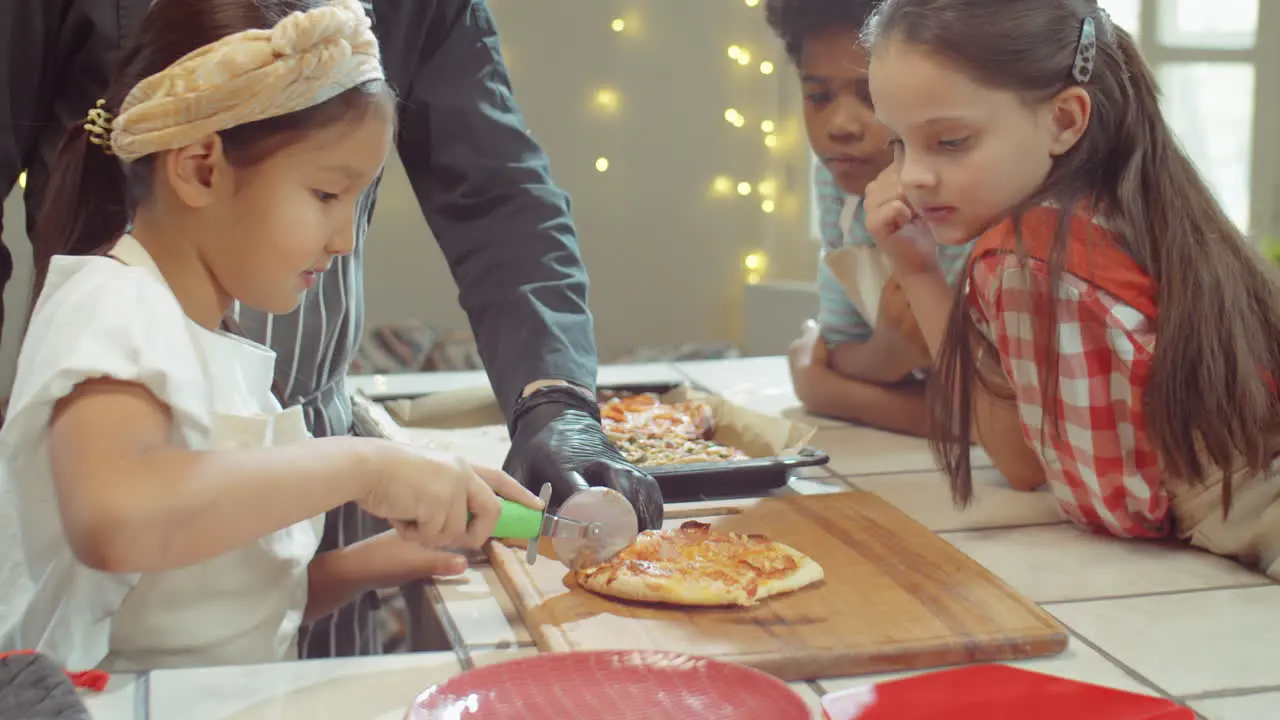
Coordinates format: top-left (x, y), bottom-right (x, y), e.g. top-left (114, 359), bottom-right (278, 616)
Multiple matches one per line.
top-left (370, 380), bottom-right (830, 502)
top-left (597, 383), bottom-right (831, 502)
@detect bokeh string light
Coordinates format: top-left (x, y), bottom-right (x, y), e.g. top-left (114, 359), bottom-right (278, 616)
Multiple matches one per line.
top-left (717, 2), bottom-right (787, 284)
top-left (587, 4), bottom-right (782, 283)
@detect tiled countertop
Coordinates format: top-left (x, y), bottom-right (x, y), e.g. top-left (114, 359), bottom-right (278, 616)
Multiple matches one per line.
top-left (93, 359), bottom-right (1278, 719)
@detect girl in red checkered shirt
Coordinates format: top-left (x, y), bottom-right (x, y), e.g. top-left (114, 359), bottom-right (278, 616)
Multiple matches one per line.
top-left (858, 0), bottom-right (1280, 580)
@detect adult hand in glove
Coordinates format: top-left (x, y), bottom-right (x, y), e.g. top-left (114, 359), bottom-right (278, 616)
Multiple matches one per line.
top-left (503, 385), bottom-right (664, 530)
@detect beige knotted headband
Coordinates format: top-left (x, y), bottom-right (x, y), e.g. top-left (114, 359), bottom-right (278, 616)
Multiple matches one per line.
top-left (85, 0), bottom-right (383, 163)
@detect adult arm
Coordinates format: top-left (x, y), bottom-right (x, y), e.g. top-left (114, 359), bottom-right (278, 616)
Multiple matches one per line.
top-left (0, 0), bottom-right (62, 318)
top-left (395, 0), bottom-right (595, 416)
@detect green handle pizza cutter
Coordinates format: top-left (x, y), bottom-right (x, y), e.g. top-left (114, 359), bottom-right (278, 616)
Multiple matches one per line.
top-left (350, 394), bottom-right (637, 565)
top-left (451, 475), bottom-right (639, 569)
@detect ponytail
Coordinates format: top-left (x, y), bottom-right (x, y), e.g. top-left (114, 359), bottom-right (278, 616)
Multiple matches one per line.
top-left (1108, 28), bottom-right (1280, 495)
top-left (32, 109), bottom-right (132, 295)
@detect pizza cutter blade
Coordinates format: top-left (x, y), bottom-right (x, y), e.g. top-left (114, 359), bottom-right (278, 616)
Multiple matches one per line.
top-left (525, 478), bottom-right (640, 570)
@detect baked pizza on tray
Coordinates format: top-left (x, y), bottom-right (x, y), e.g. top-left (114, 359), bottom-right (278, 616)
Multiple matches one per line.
top-left (599, 393), bottom-right (748, 467)
top-left (574, 521), bottom-right (824, 607)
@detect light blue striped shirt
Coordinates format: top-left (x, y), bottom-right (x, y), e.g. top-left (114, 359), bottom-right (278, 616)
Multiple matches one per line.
top-left (814, 164), bottom-right (974, 345)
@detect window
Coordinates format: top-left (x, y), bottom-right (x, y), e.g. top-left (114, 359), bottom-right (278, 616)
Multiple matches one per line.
top-left (1098, 0), bottom-right (1141, 39)
top-left (1149, 0), bottom-right (1263, 234)
top-left (1160, 62), bottom-right (1256, 230)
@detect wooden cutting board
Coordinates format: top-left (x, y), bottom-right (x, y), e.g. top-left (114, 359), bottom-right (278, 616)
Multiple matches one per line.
top-left (486, 491), bottom-right (1067, 682)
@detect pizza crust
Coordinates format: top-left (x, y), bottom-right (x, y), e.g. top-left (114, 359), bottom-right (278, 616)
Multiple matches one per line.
top-left (752, 543), bottom-right (826, 602)
top-left (574, 522), bottom-right (825, 607)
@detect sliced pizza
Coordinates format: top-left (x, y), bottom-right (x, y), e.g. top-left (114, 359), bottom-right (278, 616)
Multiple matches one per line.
top-left (574, 521), bottom-right (824, 607)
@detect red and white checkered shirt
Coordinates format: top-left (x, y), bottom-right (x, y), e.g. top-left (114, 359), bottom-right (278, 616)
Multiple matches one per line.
top-left (965, 208), bottom-right (1171, 538)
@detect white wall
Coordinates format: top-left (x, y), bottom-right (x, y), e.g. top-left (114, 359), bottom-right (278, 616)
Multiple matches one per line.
top-left (360, 0), bottom-right (816, 356)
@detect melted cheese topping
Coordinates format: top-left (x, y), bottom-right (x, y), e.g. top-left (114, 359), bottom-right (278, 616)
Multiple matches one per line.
top-left (599, 395), bottom-right (748, 467)
top-left (576, 521), bottom-right (809, 606)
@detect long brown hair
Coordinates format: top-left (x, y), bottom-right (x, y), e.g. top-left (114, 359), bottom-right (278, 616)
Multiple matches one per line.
top-left (865, 0), bottom-right (1280, 507)
top-left (34, 0), bottom-right (390, 289)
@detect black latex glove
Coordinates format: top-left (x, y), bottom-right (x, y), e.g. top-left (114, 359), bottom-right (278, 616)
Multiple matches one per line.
top-left (0, 652), bottom-right (91, 720)
top-left (503, 386), bottom-right (664, 530)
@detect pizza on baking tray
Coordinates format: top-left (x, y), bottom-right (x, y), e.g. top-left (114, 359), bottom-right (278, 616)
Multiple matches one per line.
top-left (598, 393), bottom-right (749, 466)
top-left (574, 521), bottom-right (824, 607)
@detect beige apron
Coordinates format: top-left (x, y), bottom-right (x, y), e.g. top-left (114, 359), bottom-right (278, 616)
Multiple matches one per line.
top-left (1169, 456), bottom-right (1280, 582)
top-left (823, 197), bottom-right (895, 328)
top-left (99, 236), bottom-right (323, 671)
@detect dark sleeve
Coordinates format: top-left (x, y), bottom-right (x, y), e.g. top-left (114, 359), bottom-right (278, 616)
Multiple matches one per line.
top-left (0, 653), bottom-right (91, 720)
top-left (395, 0), bottom-right (598, 418)
top-left (0, 0), bottom-right (62, 250)
top-left (0, 0), bottom-right (69, 326)
top-left (23, 0), bottom-right (129, 236)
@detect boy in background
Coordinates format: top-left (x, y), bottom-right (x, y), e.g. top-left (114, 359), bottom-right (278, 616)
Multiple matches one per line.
top-left (766, 0), bottom-right (973, 436)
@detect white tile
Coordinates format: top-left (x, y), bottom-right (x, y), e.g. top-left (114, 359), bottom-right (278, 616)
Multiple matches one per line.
top-left (674, 357), bottom-right (846, 428)
top-left (819, 636), bottom-right (1157, 697)
top-left (790, 464), bottom-right (838, 480)
top-left (785, 474), bottom-right (853, 496)
top-left (434, 566), bottom-right (532, 647)
top-left (468, 646), bottom-right (540, 668)
top-left (83, 673), bottom-right (138, 720)
top-left (812, 426), bottom-right (991, 476)
top-left (148, 652), bottom-right (462, 720)
top-left (597, 363), bottom-right (686, 388)
top-left (348, 370), bottom-right (489, 400)
top-left (855, 468), bottom-right (1063, 532)
top-left (657, 475), bottom-right (849, 511)
top-left (1050, 585), bottom-right (1280, 696)
top-left (943, 525), bottom-right (1269, 603)
top-left (661, 496), bottom-right (765, 520)
top-left (1191, 691), bottom-right (1280, 720)
top-left (674, 356), bottom-right (789, 392)
top-left (349, 363), bottom-right (683, 401)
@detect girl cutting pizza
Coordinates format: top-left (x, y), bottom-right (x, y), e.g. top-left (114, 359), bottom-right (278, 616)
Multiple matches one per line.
top-left (0, 0), bottom-right (541, 673)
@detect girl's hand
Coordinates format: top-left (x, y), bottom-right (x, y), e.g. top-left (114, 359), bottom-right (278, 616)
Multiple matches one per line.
top-left (358, 443), bottom-right (543, 550)
top-left (864, 165), bottom-right (942, 278)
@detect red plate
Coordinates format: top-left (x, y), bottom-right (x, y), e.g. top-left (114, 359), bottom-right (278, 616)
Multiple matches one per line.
top-left (407, 650), bottom-right (810, 720)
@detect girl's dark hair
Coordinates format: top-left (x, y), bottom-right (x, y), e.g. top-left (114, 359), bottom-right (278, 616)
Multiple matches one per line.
top-left (34, 0), bottom-right (390, 285)
top-left (764, 0), bottom-right (880, 65)
top-left (865, 0), bottom-right (1280, 508)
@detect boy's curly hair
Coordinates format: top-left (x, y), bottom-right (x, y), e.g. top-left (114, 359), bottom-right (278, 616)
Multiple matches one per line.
top-left (764, 0), bottom-right (881, 65)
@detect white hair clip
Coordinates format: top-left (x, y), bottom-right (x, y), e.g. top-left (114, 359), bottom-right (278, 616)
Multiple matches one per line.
top-left (1072, 16), bottom-right (1097, 83)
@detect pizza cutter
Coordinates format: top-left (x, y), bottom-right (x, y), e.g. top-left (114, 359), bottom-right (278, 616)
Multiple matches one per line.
top-left (484, 476), bottom-right (640, 569)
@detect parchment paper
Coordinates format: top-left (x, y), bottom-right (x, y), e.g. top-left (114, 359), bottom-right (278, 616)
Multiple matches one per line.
top-left (381, 383), bottom-right (818, 463)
